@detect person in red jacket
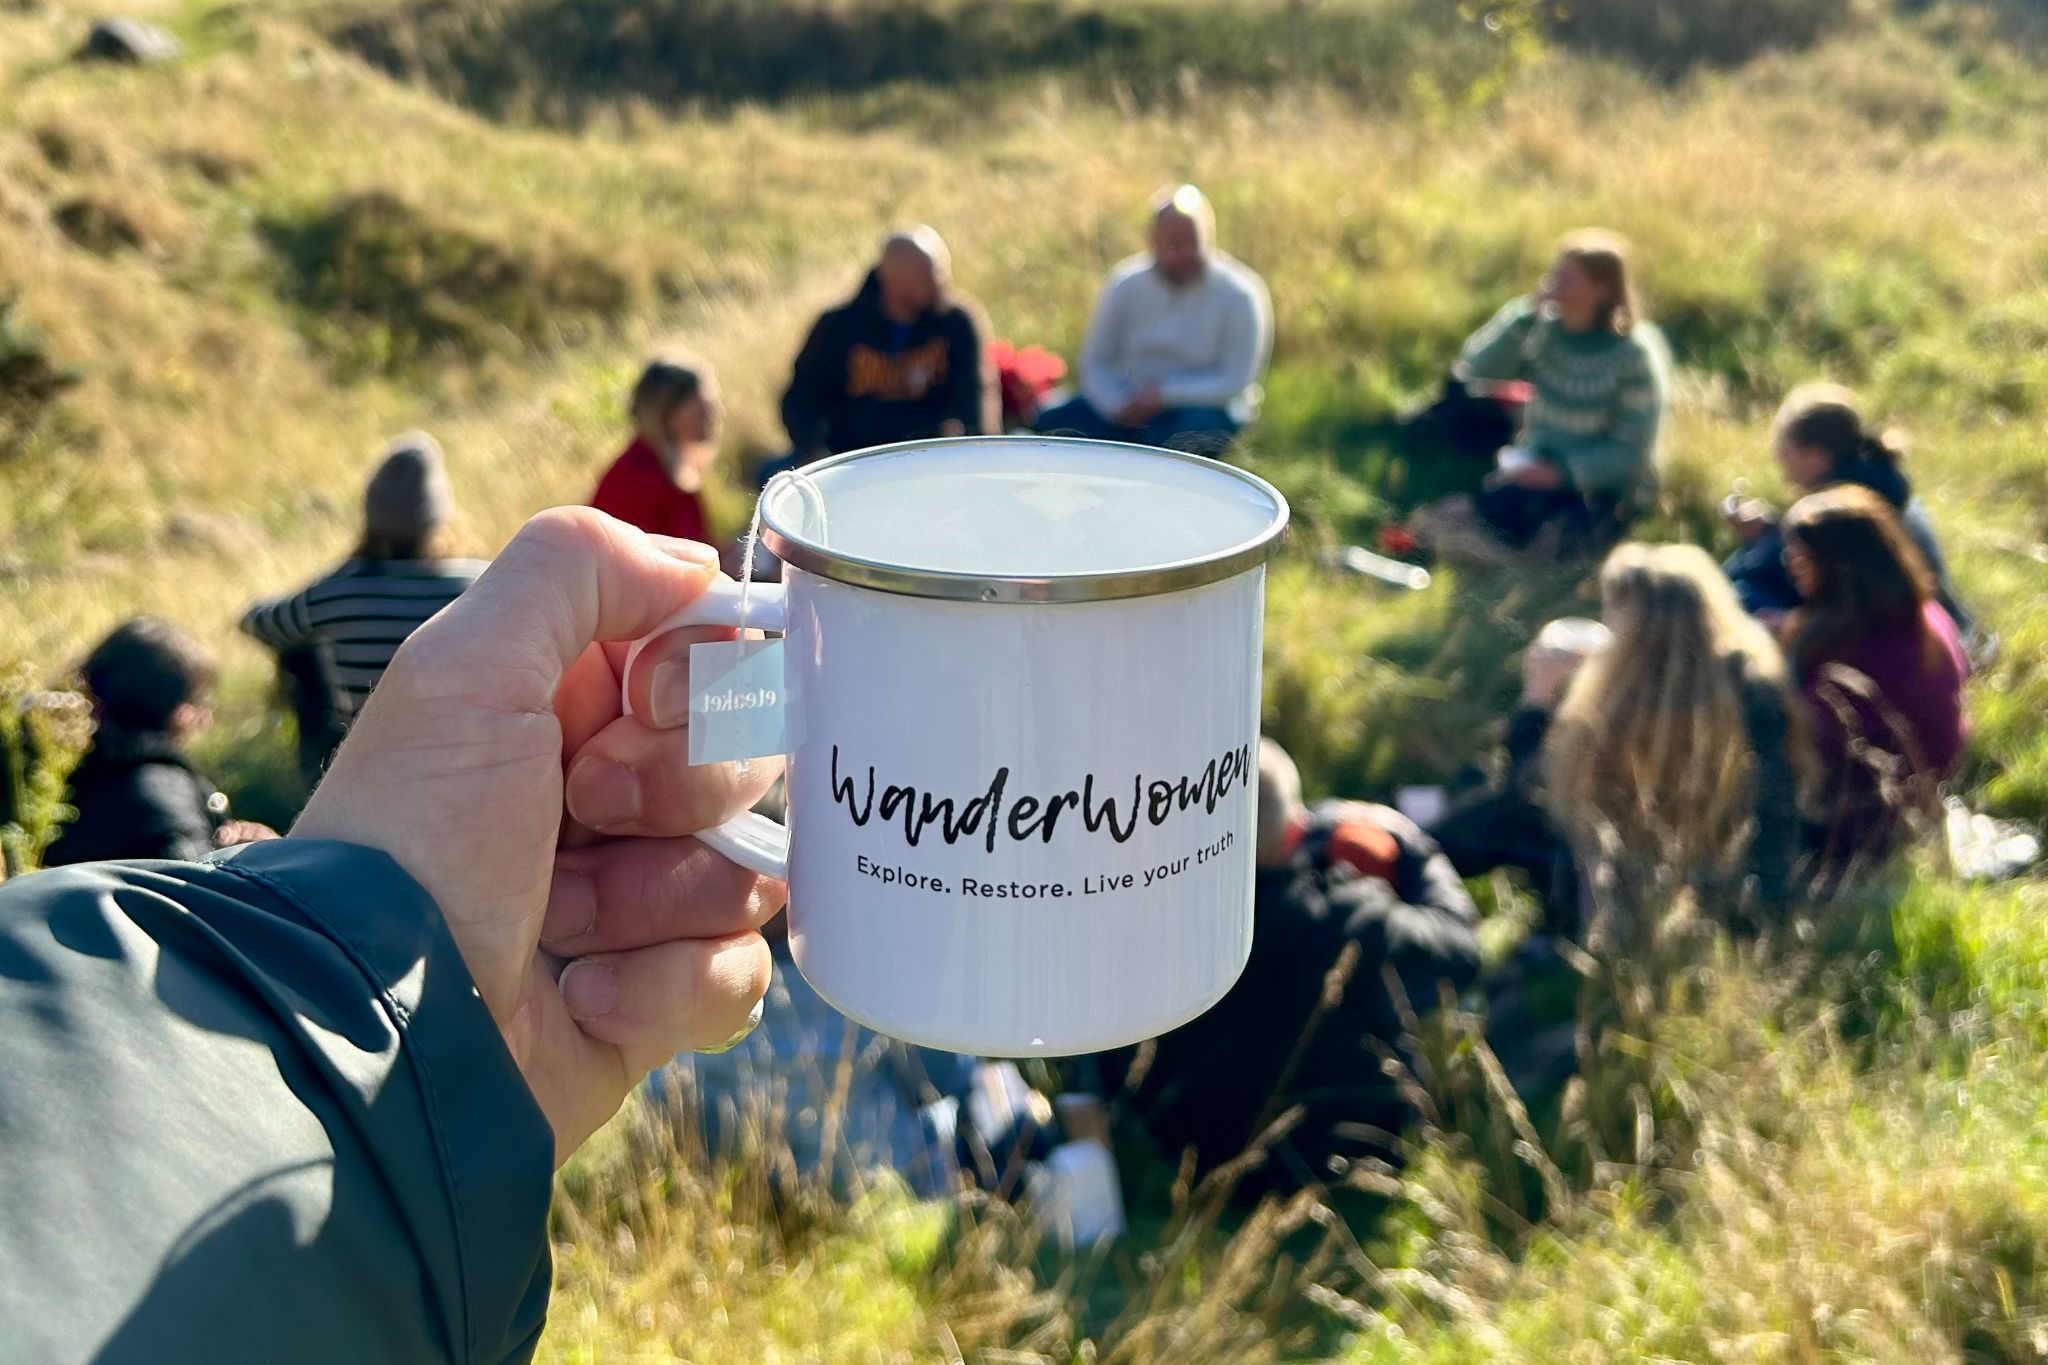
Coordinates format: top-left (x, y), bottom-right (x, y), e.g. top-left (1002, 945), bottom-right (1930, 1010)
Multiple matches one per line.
top-left (591, 354), bottom-right (724, 542)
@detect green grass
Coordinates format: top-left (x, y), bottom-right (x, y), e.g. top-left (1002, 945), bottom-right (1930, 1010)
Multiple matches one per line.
top-left (7, 0), bottom-right (2048, 1357)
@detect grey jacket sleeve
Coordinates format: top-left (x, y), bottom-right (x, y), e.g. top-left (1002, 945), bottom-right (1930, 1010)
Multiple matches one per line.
top-left (0, 839), bottom-right (555, 1365)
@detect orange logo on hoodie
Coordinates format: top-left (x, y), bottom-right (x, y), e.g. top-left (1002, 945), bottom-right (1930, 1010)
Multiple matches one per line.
top-left (847, 340), bottom-right (950, 401)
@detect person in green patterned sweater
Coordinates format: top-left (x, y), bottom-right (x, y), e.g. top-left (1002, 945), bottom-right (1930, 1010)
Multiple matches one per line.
top-left (1412, 230), bottom-right (1671, 565)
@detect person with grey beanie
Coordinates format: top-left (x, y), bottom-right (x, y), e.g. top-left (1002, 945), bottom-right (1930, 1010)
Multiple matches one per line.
top-left (242, 433), bottom-right (488, 777)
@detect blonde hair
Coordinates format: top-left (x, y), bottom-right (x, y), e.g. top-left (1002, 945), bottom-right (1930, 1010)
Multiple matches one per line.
top-left (1543, 543), bottom-right (1800, 894)
top-left (1557, 228), bottom-right (1640, 335)
top-left (630, 352), bottom-right (723, 453)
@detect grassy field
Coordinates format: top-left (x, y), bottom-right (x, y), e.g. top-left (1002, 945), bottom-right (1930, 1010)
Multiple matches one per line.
top-left (6, 0), bottom-right (2048, 1357)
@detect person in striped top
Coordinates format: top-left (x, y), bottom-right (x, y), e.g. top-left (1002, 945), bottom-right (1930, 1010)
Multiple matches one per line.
top-left (241, 433), bottom-right (486, 774)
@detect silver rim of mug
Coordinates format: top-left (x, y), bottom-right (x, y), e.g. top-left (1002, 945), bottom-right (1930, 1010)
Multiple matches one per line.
top-left (758, 435), bottom-right (1291, 604)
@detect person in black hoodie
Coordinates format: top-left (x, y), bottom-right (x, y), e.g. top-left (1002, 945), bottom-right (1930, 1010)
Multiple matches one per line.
top-left (44, 618), bottom-right (274, 867)
top-left (780, 228), bottom-right (999, 462)
top-left (1724, 384), bottom-right (1974, 638)
top-left (1112, 739), bottom-right (1480, 1201)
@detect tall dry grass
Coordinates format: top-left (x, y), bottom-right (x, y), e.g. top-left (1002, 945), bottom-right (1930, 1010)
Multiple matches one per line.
top-left (7, 0), bottom-right (2048, 1356)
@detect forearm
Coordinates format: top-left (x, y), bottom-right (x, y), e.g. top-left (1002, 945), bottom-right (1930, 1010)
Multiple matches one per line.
top-left (0, 842), bottom-right (555, 1362)
top-left (1156, 364), bottom-right (1253, 412)
top-left (1456, 297), bottom-right (1539, 384)
top-left (1077, 291), bottom-right (1131, 416)
top-left (1557, 435), bottom-right (1649, 498)
top-left (1078, 356), bottom-right (1131, 417)
top-left (240, 594), bottom-right (312, 649)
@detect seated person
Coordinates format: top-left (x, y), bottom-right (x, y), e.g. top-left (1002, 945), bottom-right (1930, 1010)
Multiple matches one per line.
top-left (1724, 383), bottom-right (1974, 638)
top-left (1113, 739), bottom-right (1480, 1201)
top-left (1779, 487), bottom-right (1969, 874)
top-left (1540, 544), bottom-right (1811, 951)
top-left (591, 353), bottom-right (723, 543)
top-left (1409, 231), bottom-right (1670, 565)
top-left (44, 618), bottom-right (274, 866)
top-left (779, 227), bottom-right (999, 464)
top-left (1395, 372), bottom-right (1529, 464)
top-left (1036, 185), bottom-right (1272, 456)
top-left (0, 508), bottom-right (789, 1359)
top-left (240, 433), bottom-right (486, 774)
top-left (647, 920), bottom-right (988, 1201)
top-left (1427, 616), bottom-right (1608, 940)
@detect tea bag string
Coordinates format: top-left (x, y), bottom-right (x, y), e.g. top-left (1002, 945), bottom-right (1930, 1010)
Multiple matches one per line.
top-left (737, 468), bottom-right (827, 625)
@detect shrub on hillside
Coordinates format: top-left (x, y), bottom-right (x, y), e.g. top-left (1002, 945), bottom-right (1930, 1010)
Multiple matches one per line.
top-left (265, 191), bottom-right (634, 371)
top-left (335, 0), bottom-right (1528, 123)
top-left (52, 194), bottom-right (170, 256)
top-left (1548, 0), bottom-right (1859, 75)
top-left (0, 294), bottom-right (79, 458)
top-left (0, 676), bottom-right (89, 875)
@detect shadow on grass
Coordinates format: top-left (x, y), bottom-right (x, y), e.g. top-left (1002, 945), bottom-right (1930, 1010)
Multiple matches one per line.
top-left (259, 192), bottom-right (635, 377)
top-left (330, 0), bottom-right (1519, 126)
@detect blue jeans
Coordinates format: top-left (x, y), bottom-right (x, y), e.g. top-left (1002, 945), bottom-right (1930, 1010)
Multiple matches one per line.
top-left (643, 952), bottom-right (978, 1198)
top-left (1035, 396), bottom-right (1241, 456)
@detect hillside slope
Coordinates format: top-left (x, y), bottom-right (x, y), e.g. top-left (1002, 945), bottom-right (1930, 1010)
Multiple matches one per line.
top-left (5, 0), bottom-right (2048, 1358)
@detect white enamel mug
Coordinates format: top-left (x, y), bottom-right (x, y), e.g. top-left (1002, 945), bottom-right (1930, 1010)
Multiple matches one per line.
top-left (623, 436), bottom-right (1289, 1057)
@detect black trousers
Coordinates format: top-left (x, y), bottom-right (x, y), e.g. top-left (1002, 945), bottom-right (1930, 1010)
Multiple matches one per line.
top-left (1474, 485), bottom-right (1600, 550)
top-left (1430, 789), bottom-right (1581, 940)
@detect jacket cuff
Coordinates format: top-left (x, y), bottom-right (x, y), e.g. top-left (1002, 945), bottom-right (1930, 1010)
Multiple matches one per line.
top-left (214, 837), bottom-right (555, 1362)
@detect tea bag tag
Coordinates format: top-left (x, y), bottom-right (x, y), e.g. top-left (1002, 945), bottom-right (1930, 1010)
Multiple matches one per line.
top-left (687, 469), bottom-right (817, 767)
top-left (687, 637), bottom-right (792, 765)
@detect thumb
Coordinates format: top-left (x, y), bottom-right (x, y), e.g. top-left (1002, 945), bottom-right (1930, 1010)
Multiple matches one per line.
top-left (415, 507), bottom-right (722, 714)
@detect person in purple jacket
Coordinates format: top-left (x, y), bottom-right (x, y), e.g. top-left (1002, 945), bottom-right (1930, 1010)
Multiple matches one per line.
top-left (1780, 485), bottom-right (1969, 873)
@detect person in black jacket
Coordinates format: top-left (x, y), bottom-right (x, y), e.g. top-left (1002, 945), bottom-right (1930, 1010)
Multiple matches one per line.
top-left (43, 618), bottom-right (272, 867)
top-left (1, 512), bottom-right (787, 1362)
top-left (1723, 383), bottom-right (1975, 639)
top-left (779, 228), bottom-right (999, 462)
top-left (1426, 618), bottom-right (1608, 941)
top-left (1115, 739), bottom-right (1481, 1202)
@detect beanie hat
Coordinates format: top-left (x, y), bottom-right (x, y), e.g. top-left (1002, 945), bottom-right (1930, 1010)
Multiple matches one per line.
top-left (363, 431), bottom-right (453, 546)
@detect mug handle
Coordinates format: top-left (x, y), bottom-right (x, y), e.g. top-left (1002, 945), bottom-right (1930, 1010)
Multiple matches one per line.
top-left (619, 577), bottom-right (792, 882)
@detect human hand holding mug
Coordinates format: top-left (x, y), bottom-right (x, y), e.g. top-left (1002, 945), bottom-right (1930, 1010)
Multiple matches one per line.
top-left (621, 436), bottom-right (1289, 1056)
top-left (294, 511), bottom-right (787, 1164)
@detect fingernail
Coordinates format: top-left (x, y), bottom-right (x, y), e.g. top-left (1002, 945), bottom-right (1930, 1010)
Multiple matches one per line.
top-left (655, 539), bottom-right (721, 568)
top-left (544, 868), bottom-right (597, 943)
top-left (698, 996), bottom-right (766, 1054)
top-left (567, 757), bottom-right (642, 829)
top-left (648, 660), bottom-right (692, 730)
top-left (560, 959), bottom-right (618, 1020)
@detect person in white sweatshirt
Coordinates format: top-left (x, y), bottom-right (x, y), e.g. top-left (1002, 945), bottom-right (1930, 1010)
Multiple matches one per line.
top-left (1037, 185), bottom-right (1272, 455)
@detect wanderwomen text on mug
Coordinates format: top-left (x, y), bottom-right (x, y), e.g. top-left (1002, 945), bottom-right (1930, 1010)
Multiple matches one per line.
top-left (824, 737), bottom-right (1252, 901)
top-left (625, 436), bottom-right (1289, 1056)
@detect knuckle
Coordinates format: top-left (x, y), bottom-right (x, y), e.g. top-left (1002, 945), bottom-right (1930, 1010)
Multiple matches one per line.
top-left (654, 758), bottom-right (741, 834)
top-left (514, 506), bottom-right (624, 576)
top-left (523, 504), bottom-right (613, 549)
